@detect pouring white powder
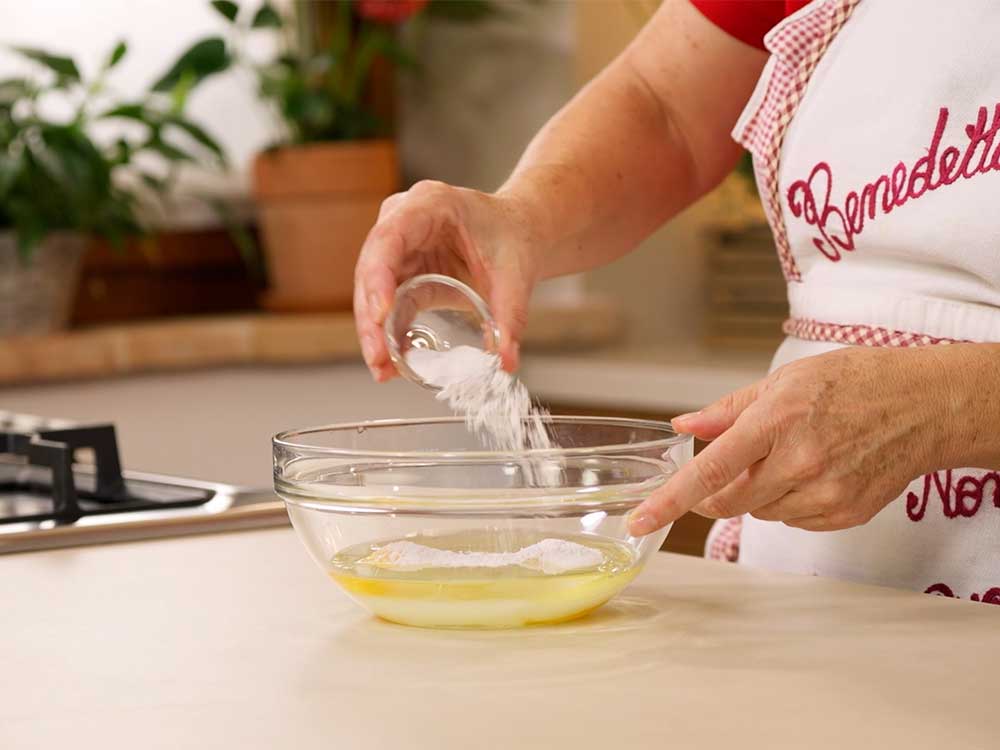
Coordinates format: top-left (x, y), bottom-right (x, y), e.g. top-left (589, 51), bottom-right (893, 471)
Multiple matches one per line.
top-left (362, 538), bottom-right (604, 575)
top-left (406, 345), bottom-right (553, 452)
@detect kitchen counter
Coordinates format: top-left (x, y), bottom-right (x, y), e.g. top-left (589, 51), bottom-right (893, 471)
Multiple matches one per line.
top-left (4, 527), bottom-right (996, 749)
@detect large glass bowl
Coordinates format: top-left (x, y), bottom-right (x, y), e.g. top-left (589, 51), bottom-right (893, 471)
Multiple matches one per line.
top-left (273, 417), bottom-right (692, 629)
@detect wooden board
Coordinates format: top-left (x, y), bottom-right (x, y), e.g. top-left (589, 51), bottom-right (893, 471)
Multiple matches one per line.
top-left (72, 228), bottom-right (260, 326)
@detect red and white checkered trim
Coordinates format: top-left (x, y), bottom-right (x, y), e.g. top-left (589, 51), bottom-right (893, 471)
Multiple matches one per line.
top-left (734, 0), bottom-right (861, 283)
top-left (782, 318), bottom-right (970, 347)
top-left (706, 516), bottom-right (742, 563)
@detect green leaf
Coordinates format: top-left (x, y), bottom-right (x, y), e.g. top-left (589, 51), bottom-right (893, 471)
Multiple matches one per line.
top-left (15, 219), bottom-right (46, 261)
top-left (330, 0), bottom-right (353, 61)
top-left (0, 150), bottom-right (24, 200)
top-left (106, 40), bottom-right (128, 70)
top-left (139, 172), bottom-right (168, 193)
top-left (346, 26), bottom-right (387, 102)
top-left (37, 123), bottom-right (114, 195)
top-left (10, 46), bottom-right (81, 81)
top-left (145, 137), bottom-right (195, 163)
top-left (211, 0), bottom-right (240, 22)
top-left (99, 102), bottom-right (149, 121)
top-left (203, 195), bottom-right (263, 276)
top-left (281, 88), bottom-right (334, 135)
top-left (379, 40), bottom-right (419, 70)
top-left (110, 138), bottom-right (133, 166)
top-left (152, 37), bottom-right (230, 93)
top-left (169, 68), bottom-right (197, 113)
top-left (164, 115), bottom-right (227, 163)
top-left (251, 3), bottom-right (283, 28)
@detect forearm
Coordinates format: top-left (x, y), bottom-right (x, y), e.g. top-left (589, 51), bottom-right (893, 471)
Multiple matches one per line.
top-left (932, 343), bottom-right (1000, 470)
top-left (497, 0), bottom-right (767, 279)
top-left (498, 65), bottom-right (706, 278)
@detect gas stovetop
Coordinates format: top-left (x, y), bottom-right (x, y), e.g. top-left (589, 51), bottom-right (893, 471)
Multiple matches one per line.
top-left (0, 412), bottom-right (287, 554)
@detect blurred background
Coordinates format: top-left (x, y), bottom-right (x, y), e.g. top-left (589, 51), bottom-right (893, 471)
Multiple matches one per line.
top-left (1, 0), bottom-right (783, 555)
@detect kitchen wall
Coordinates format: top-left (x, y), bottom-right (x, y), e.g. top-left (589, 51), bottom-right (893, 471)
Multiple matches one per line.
top-left (576, 0), bottom-right (714, 349)
top-left (396, 0), bottom-right (582, 303)
top-left (0, 0), bottom-right (278, 218)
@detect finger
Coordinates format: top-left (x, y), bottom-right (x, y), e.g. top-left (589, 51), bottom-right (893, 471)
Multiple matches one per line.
top-left (671, 381), bottom-right (762, 441)
top-left (693, 457), bottom-right (796, 519)
top-left (356, 220), bottom-right (419, 326)
top-left (748, 490), bottom-right (819, 523)
top-left (377, 192), bottom-right (405, 221)
top-left (487, 271), bottom-right (531, 372)
top-left (629, 412), bottom-right (772, 535)
top-left (353, 269), bottom-right (396, 380)
top-left (354, 204), bottom-right (441, 376)
top-left (782, 514), bottom-right (839, 532)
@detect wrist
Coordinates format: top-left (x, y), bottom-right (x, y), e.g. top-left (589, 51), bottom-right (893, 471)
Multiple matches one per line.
top-left (496, 163), bottom-right (596, 278)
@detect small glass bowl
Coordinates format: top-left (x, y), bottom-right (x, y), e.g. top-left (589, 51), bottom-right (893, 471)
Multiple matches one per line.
top-left (273, 417), bottom-right (692, 629)
top-left (384, 274), bottom-right (500, 390)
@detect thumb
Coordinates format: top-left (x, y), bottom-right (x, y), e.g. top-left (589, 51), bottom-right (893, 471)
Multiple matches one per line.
top-left (488, 272), bottom-right (532, 373)
top-left (672, 381), bottom-right (761, 441)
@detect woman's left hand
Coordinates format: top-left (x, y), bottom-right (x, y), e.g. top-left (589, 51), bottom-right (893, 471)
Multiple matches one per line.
top-left (629, 345), bottom-right (986, 535)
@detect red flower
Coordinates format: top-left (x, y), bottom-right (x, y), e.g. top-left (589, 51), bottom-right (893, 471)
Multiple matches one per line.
top-left (355, 0), bottom-right (428, 24)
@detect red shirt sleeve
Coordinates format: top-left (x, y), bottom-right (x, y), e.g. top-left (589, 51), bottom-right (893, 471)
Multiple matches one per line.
top-left (690, 0), bottom-right (812, 51)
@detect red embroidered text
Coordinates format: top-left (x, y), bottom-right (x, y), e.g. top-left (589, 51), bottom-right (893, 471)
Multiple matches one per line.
top-left (925, 582), bottom-right (1000, 605)
top-left (905, 469), bottom-right (1000, 522)
top-left (786, 103), bottom-right (1000, 260)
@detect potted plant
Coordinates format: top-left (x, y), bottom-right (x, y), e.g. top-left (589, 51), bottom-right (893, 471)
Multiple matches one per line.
top-left (0, 42), bottom-right (225, 336)
top-left (185, 0), bottom-right (499, 312)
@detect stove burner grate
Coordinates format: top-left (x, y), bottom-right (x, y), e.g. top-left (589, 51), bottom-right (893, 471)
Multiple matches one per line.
top-left (0, 424), bottom-right (212, 525)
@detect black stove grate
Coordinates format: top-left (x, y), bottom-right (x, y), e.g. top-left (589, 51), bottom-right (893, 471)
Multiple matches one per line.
top-left (0, 424), bottom-right (213, 525)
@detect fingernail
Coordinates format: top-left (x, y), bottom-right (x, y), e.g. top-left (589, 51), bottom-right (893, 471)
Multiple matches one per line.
top-left (368, 292), bottom-right (384, 322)
top-left (629, 511), bottom-right (658, 537)
top-left (673, 410), bottom-right (701, 423)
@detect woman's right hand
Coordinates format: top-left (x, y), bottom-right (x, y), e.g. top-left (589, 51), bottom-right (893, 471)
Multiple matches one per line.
top-left (354, 180), bottom-right (543, 382)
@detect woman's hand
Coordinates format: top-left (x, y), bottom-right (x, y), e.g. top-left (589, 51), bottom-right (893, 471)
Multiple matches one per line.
top-left (629, 345), bottom-right (989, 535)
top-left (353, 181), bottom-right (545, 382)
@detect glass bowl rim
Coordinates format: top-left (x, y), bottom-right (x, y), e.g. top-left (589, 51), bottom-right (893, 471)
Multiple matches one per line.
top-left (273, 415), bottom-right (690, 461)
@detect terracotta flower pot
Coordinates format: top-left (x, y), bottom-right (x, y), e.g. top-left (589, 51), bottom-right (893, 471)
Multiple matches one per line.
top-left (0, 232), bottom-right (87, 337)
top-left (252, 140), bottom-right (399, 313)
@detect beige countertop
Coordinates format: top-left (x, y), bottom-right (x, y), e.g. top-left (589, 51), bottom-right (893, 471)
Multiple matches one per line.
top-left (0, 345), bottom-right (770, 493)
top-left (0, 364), bottom-right (453, 487)
top-left (3, 526), bottom-right (996, 749)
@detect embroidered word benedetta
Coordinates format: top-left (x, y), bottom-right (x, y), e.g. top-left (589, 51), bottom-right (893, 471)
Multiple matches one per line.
top-left (786, 103), bottom-right (1000, 261)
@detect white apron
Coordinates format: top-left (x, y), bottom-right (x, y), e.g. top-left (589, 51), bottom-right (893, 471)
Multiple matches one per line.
top-left (731, 0), bottom-right (1000, 603)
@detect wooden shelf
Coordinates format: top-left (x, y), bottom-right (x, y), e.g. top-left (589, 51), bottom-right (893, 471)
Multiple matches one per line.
top-left (0, 298), bottom-right (622, 387)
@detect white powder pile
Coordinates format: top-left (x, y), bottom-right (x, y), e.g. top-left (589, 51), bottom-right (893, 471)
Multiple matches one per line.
top-left (361, 538), bottom-right (604, 575)
top-left (406, 345), bottom-right (553, 452)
